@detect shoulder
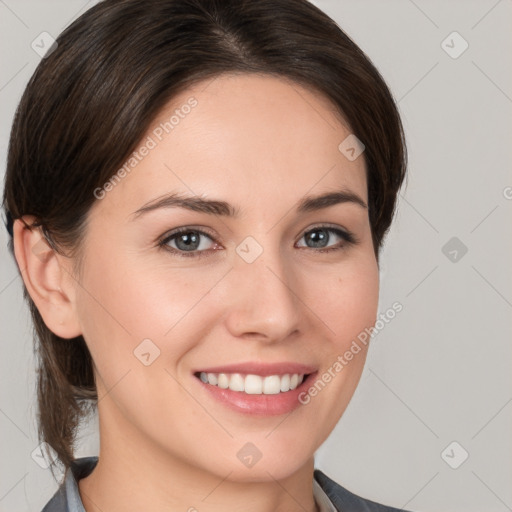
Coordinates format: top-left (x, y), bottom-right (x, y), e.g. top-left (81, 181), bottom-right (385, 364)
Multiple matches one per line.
top-left (41, 456), bottom-right (99, 512)
top-left (41, 484), bottom-right (67, 512)
top-left (314, 469), bottom-right (414, 512)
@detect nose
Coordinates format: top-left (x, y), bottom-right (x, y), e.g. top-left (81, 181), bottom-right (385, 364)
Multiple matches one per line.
top-left (223, 244), bottom-right (303, 343)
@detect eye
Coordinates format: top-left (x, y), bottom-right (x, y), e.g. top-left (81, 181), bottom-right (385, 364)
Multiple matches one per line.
top-left (296, 225), bottom-right (356, 252)
top-left (158, 224), bottom-right (357, 259)
top-left (159, 227), bottom-right (219, 258)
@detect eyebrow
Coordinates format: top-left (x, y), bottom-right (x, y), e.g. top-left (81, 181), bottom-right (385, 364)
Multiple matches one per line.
top-left (131, 189), bottom-right (368, 220)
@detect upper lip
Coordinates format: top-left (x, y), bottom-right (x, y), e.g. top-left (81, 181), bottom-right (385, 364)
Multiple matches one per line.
top-left (194, 362), bottom-right (317, 377)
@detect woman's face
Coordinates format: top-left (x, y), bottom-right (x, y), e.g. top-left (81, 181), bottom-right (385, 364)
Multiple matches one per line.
top-left (73, 73), bottom-right (379, 481)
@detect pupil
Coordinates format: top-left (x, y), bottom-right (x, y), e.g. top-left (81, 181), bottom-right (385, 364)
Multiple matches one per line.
top-left (176, 231), bottom-right (199, 251)
top-left (308, 229), bottom-right (328, 248)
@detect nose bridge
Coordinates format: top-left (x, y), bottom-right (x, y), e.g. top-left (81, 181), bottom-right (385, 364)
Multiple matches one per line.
top-left (224, 236), bottom-right (302, 340)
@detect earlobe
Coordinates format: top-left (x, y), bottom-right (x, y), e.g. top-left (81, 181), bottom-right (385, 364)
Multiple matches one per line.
top-left (12, 217), bottom-right (82, 339)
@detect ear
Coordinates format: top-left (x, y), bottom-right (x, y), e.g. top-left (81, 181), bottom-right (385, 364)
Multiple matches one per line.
top-left (13, 216), bottom-right (82, 339)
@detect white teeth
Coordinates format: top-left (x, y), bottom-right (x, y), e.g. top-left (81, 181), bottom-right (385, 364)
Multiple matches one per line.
top-left (198, 372), bottom-right (305, 394)
top-left (280, 374), bottom-right (290, 392)
top-left (263, 375), bottom-right (281, 395)
top-left (229, 373), bottom-right (245, 392)
top-left (217, 373), bottom-right (229, 389)
top-left (245, 374), bottom-right (263, 394)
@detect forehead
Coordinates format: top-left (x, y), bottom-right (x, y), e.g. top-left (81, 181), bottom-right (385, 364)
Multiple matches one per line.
top-left (92, 73), bottom-right (367, 220)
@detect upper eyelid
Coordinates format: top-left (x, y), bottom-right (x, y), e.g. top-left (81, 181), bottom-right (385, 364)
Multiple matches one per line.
top-left (160, 225), bottom-right (216, 242)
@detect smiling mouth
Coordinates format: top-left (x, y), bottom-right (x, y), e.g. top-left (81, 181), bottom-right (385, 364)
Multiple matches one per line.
top-left (194, 371), bottom-right (312, 395)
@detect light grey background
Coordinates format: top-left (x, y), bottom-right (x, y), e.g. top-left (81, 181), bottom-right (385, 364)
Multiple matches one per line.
top-left (1, 1), bottom-right (511, 511)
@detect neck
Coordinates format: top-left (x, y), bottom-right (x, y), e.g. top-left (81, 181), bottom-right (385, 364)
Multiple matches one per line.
top-left (78, 407), bottom-right (320, 512)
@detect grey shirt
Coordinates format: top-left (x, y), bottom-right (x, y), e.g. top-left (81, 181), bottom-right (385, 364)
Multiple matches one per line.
top-left (41, 457), bottom-right (411, 512)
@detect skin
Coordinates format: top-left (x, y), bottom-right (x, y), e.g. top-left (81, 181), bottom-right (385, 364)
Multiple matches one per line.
top-left (14, 73), bottom-right (379, 512)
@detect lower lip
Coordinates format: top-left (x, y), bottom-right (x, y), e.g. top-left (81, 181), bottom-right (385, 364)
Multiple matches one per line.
top-left (194, 372), bottom-right (317, 416)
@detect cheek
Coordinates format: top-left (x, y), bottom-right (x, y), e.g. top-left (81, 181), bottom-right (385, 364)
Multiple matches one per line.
top-left (304, 253), bottom-right (380, 348)
top-left (298, 254), bottom-right (379, 424)
top-left (76, 240), bottom-right (379, 362)
top-left (74, 250), bottom-right (229, 364)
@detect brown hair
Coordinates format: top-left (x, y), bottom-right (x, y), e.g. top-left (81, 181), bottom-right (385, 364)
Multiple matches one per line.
top-left (2, 0), bottom-right (407, 481)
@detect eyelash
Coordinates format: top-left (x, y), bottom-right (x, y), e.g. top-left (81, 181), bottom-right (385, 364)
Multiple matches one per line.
top-left (157, 225), bottom-right (357, 260)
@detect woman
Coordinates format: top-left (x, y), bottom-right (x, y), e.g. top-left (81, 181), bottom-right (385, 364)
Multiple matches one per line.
top-left (3, 0), bottom-right (409, 510)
